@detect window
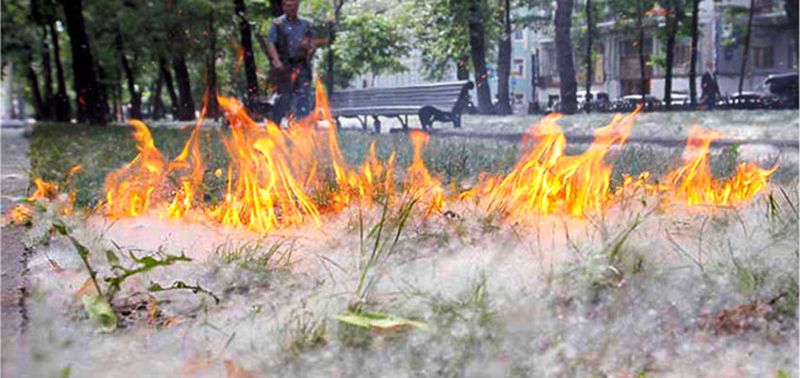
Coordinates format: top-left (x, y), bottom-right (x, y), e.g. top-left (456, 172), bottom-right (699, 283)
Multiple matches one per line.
top-left (674, 44), bottom-right (691, 66)
top-left (513, 58), bottom-right (525, 77)
top-left (514, 27), bottom-right (524, 41)
top-left (753, 46), bottom-right (774, 68)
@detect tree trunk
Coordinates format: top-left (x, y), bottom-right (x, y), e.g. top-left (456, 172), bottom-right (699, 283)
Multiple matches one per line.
top-left (689, 0), bottom-right (699, 108)
top-left (584, 0), bottom-right (593, 112)
top-left (738, 0), bottom-right (755, 96)
top-left (116, 29), bottom-right (142, 120)
top-left (555, 0), bottom-right (577, 114)
top-left (40, 26), bottom-right (55, 120)
top-left (26, 54), bottom-right (45, 120)
top-left (457, 56), bottom-right (470, 80)
top-left (49, 20), bottom-right (71, 122)
top-left (495, 0), bottom-right (512, 115)
top-left (637, 0), bottom-right (647, 102)
top-left (664, 13), bottom-right (677, 110)
top-left (785, 0), bottom-right (799, 56)
top-left (205, 11), bottom-right (220, 120)
top-left (158, 57), bottom-right (179, 119)
top-left (59, 0), bottom-right (108, 125)
top-left (235, 0), bottom-right (259, 104)
top-left (152, 75), bottom-right (165, 120)
top-left (468, 0), bottom-right (493, 114)
top-left (173, 55), bottom-right (195, 120)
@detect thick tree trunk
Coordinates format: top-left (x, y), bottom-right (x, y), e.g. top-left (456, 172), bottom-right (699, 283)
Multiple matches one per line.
top-left (689, 0), bottom-right (699, 108)
top-left (495, 0), bottom-right (512, 115)
top-left (49, 20), bottom-right (71, 122)
top-left (468, 0), bottom-right (494, 114)
top-left (205, 11), bottom-right (220, 120)
top-left (785, 0), bottom-right (799, 56)
top-left (152, 75), bottom-right (165, 120)
top-left (637, 0), bottom-right (647, 102)
top-left (59, 0), bottom-right (108, 125)
top-left (738, 0), bottom-right (756, 96)
top-left (172, 55), bottom-right (195, 121)
top-left (235, 0), bottom-right (259, 104)
top-left (40, 26), bottom-right (55, 120)
top-left (158, 57), bottom-right (179, 119)
top-left (26, 56), bottom-right (45, 120)
top-left (584, 0), bottom-right (593, 112)
top-left (664, 18), bottom-right (677, 110)
top-left (116, 30), bottom-right (142, 120)
top-left (555, 0), bottom-right (577, 114)
top-left (663, 0), bottom-right (684, 110)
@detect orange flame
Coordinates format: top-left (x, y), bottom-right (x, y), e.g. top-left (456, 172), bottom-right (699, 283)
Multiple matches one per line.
top-left (465, 110), bottom-right (638, 218)
top-left (93, 82), bottom-right (776, 233)
top-left (652, 127), bottom-right (777, 207)
top-left (104, 120), bottom-right (166, 217)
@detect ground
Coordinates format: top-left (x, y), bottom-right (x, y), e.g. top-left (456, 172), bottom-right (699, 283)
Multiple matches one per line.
top-left (1, 110), bottom-right (798, 377)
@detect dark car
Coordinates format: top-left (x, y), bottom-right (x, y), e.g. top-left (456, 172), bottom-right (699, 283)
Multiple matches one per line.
top-left (717, 92), bottom-right (766, 110)
top-left (763, 73), bottom-right (799, 109)
top-left (612, 94), bottom-right (662, 112)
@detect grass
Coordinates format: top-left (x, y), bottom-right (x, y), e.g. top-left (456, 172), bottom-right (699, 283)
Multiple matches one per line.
top-left (13, 118), bottom-right (799, 376)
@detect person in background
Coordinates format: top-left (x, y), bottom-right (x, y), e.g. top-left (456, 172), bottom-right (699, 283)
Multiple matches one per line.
top-left (700, 62), bottom-right (721, 110)
top-left (266, 0), bottom-right (316, 125)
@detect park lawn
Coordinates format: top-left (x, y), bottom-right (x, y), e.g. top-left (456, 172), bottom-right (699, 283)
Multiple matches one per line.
top-left (13, 117), bottom-right (799, 377)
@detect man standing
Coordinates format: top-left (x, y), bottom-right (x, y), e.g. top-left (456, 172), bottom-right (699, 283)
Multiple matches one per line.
top-left (700, 62), bottom-right (720, 110)
top-left (266, 0), bottom-right (316, 125)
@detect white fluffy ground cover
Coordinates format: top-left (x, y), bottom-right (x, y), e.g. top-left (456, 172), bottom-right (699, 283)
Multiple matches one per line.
top-left (17, 184), bottom-right (799, 377)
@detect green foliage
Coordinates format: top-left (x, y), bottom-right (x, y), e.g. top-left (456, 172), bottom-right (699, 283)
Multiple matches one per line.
top-left (82, 294), bottom-right (118, 332)
top-left (334, 13), bottom-right (411, 83)
top-left (411, 0), bottom-right (501, 80)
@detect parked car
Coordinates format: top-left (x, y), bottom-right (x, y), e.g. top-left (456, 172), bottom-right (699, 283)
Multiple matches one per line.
top-left (577, 91), bottom-right (611, 112)
top-left (763, 73), bottom-right (798, 109)
top-left (664, 92), bottom-right (690, 109)
top-left (612, 94), bottom-right (662, 112)
top-left (717, 91), bottom-right (766, 110)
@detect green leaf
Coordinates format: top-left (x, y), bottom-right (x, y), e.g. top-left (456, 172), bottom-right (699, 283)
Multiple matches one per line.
top-left (81, 295), bottom-right (117, 333)
top-left (105, 250), bottom-right (120, 266)
top-left (333, 311), bottom-right (430, 332)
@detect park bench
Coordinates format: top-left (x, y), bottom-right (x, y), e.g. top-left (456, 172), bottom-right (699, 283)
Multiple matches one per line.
top-left (329, 80), bottom-right (474, 133)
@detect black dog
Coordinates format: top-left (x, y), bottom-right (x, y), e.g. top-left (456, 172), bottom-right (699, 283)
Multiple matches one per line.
top-left (418, 106), bottom-right (461, 130)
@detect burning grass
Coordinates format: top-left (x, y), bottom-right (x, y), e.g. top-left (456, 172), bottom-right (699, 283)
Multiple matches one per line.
top-left (10, 86), bottom-right (798, 376)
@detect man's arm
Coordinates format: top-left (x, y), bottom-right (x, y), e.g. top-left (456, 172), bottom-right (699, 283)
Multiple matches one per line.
top-left (265, 19), bottom-right (284, 70)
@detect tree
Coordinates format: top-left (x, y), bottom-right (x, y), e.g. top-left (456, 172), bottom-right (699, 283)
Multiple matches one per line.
top-left (468, 0), bottom-right (495, 114)
top-left (115, 28), bottom-right (142, 120)
top-left (661, 0), bottom-right (685, 111)
top-left (495, 0), bottom-right (512, 115)
top-left (738, 0), bottom-right (755, 96)
top-left (786, 0), bottom-right (799, 56)
top-left (334, 13), bottom-right (411, 86)
top-left (59, 0), bottom-right (108, 125)
top-left (555, 0), bottom-right (577, 114)
top-left (165, 1), bottom-right (196, 121)
top-left (584, 0), bottom-right (593, 112)
top-left (688, 0), bottom-right (699, 107)
top-left (235, 0), bottom-right (259, 105)
top-left (48, 15), bottom-right (71, 121)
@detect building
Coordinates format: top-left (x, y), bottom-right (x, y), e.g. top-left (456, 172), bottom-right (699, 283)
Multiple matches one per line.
top-left (537, 0), bottom-right (798, 101)
top-left (349, 0), bottom-right (796, 112)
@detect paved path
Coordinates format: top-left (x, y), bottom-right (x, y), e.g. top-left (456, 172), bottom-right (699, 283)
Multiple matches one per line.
top-left (1, 128), bottom-right (31, 378)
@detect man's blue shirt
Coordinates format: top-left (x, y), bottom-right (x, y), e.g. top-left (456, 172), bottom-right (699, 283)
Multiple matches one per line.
top-left (267, 14), bottom-right (314, 61)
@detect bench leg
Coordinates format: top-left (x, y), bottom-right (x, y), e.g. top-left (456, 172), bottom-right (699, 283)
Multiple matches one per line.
top-left (335, 116), bottom-right (341, 130)
top-left (358, 116), bottom-right (368, 131)
top-left (395, 115), bottom-right (409, 131)
top-left (372, 116), bottom-right (381, 134)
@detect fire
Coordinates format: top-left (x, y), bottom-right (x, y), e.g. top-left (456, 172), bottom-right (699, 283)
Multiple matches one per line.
top-left (464, 110), bottom-right (638, 218)
top-left (630, 127), bottom-right (778, 207)
top-left (79, 81), bottom-right (778, 233)
top-left (104, 120), bottom-right (166, 218)
top-left (406, 130), bottom-right (445, 214)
